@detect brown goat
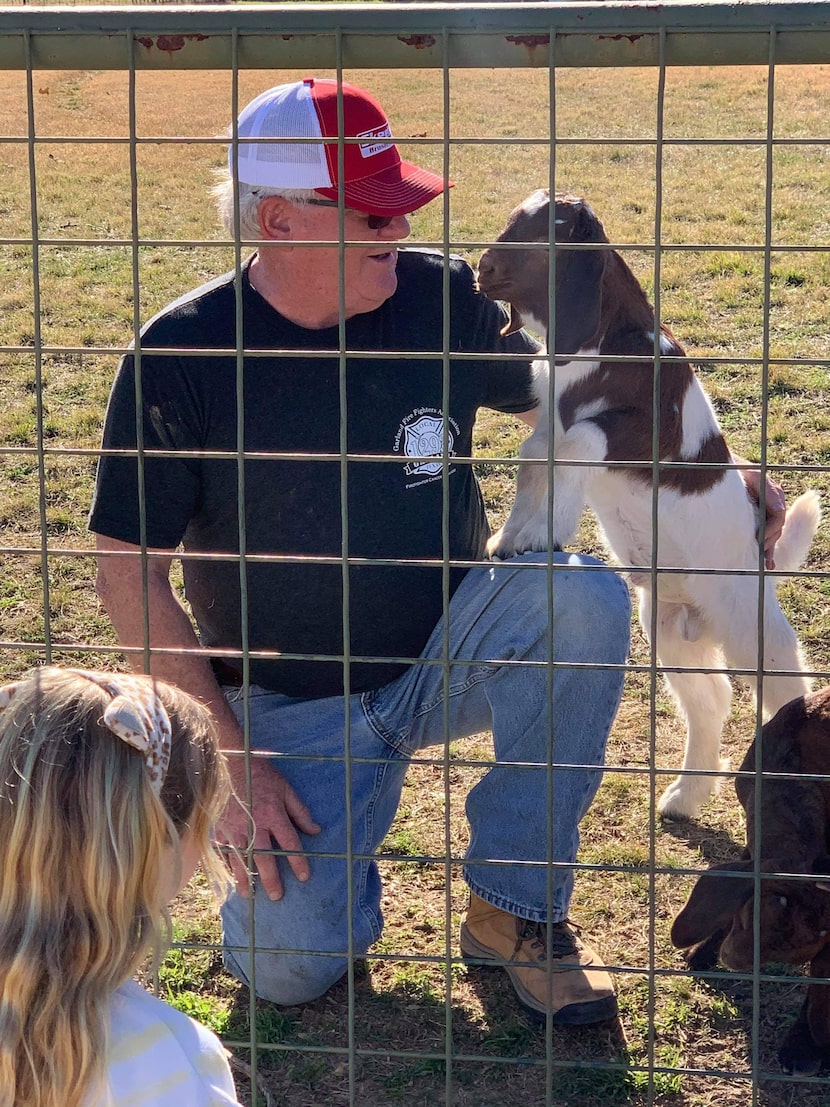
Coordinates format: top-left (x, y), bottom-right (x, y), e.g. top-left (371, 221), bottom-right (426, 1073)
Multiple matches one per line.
top-left (477, 188), bottom-right (820, 821)
top-left (671, 687), bottom-right (830, 1076)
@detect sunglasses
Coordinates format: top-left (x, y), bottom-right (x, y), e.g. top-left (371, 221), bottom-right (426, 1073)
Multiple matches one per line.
top-left (305, 199), bottom-right (395, 231)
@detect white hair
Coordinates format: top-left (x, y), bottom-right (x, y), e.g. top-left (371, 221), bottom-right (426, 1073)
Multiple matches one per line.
top-left (212, 173), bottom-right (320, 240)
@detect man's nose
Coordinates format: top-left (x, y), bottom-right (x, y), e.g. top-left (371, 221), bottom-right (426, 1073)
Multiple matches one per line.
top-left (379, 214), bottom-right (411, 240)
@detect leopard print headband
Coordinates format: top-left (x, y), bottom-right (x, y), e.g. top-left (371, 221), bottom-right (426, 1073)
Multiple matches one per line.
top-left (0, 668), bottom-right (172, 795)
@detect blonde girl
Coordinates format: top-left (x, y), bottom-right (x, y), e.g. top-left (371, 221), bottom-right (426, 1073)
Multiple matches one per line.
top-left (0, 666), bottom-right (240, 1107)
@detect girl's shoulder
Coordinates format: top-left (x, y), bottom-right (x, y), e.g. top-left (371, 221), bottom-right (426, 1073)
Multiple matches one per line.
top-left (91, 979), bottom-right (241, 1107)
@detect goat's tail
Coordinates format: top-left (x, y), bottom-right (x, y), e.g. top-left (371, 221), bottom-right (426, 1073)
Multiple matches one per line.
top-left (772, 489), bottom-right (822, 574)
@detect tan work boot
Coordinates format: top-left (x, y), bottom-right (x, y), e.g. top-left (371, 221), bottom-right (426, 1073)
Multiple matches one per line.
top-left (460, 893), bottom-right (617, 1025)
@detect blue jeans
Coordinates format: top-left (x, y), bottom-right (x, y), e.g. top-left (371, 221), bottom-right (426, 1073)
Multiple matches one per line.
top-left (220, 553), bottom-right (630, 1005)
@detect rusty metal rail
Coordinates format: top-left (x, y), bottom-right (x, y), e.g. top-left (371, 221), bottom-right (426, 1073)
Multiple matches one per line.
top-left (1, 2), bottom-right (830, 71)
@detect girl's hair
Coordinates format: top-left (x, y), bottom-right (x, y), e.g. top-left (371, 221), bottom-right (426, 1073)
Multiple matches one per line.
top-left (212, 170), bottom-right (318, 240)
top-left (0, 666), bottom-right (231, 1107)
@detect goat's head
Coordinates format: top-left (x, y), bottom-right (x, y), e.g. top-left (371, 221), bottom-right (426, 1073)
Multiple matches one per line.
top-left (477, 189), bottom-right (610, 355)
top-left (671, 857), bottom-right (830, 970)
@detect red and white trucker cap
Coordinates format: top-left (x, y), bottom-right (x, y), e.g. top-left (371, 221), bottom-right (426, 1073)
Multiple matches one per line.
top-left (231, 77), bottom-right (449, 217)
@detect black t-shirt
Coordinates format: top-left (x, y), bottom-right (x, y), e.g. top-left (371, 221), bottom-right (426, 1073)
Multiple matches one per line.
top-left (90, 249), bottom-right (539, 697)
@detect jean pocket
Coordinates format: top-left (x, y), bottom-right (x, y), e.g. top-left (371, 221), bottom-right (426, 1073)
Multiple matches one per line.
top-left (360, 687), bottom-right (417, 758)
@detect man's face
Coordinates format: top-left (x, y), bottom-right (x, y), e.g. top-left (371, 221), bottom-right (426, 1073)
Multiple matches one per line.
top-left (282, 202), bottom-right (412, 324)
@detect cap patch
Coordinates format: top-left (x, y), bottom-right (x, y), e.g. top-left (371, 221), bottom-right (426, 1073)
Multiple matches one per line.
top-left (358, 124), bottom-right (394, 159)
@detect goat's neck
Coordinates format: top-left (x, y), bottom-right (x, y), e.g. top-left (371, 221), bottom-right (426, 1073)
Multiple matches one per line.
top-left (521, 288), bottom-right (557, 341)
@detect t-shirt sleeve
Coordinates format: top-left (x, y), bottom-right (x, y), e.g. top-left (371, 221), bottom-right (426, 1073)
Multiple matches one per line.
top-left (89, 352), bottom-right (203, 549)
top-left (103, 981), bottom-right (243, 1106)
top-left (189, 1023), bottom-right (242, 1105)
top-left (452, 258), bottom-right (541, 415)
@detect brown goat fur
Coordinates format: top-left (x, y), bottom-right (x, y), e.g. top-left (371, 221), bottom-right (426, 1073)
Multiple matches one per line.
top-left (671, 687), bottom-right (830, 1076)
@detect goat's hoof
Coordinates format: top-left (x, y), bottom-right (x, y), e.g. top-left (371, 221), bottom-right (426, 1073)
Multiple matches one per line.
top-left (657, 784), bottom-right (702, 822)
top-left (488, 550), bottom-right (515, 563)
top-left (486, 535), bottom-right (520, 561)
top-left (779, 1033), bottom-right (825, 1077)
top-left (657, 770), bottom-right (724, 821)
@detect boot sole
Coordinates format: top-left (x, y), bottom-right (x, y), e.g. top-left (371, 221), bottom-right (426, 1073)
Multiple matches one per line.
top-left (460, 923), bottom-right (618, 1027)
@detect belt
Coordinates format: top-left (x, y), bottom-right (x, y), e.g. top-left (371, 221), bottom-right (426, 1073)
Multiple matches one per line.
top-left (211, 658), bottom-right (245, 687)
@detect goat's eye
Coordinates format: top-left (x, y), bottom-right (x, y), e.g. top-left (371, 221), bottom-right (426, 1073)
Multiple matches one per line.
top-left (778, 896), bottom-right (788, 907)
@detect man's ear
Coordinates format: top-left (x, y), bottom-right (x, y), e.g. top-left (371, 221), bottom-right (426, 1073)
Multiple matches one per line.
top-left (257, 195), bottom-right (293, 241)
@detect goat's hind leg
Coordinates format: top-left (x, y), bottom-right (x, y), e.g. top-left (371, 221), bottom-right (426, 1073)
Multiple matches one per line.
top-left (722, 586), bottom-right (811, 719)
top-left (638, 589), bottom-right (733, 820)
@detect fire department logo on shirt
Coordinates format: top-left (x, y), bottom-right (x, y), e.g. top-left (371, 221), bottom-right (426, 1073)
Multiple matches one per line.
top-left (393, 408), bottom-right (459, 488)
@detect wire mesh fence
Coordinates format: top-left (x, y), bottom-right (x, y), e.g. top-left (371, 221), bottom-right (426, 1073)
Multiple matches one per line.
top-left (1, 3), bottom-right (830, 1105)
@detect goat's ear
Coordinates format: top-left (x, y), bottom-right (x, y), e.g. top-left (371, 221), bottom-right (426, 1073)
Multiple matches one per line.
top-left (812, 854), bottom-right (830, 892)
top-left (500, 303), bottom-right (525, 337)
top-left (671, 861), bottom-right (755, 949)
top-left (551, 244), bottom-right (606, 357)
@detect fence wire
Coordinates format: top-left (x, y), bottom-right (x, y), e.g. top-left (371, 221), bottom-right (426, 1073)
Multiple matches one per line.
top-left (1, 4), bottom-right (830, 1106)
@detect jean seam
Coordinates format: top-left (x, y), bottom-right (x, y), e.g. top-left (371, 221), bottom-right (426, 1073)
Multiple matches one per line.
top-left (361, 690), bottom-right (408, 753)
top-left (354, 758), bottom-right (398, 942)
top-left (362, 665), bottom-right (498, 755)
top-left (411, 664), bottom-right (499, 724)
top-left (222, 683), bottom-right (277, 704)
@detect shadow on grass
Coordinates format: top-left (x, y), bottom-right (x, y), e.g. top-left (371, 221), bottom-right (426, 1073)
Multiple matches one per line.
top-left (673, 952), bottom-right (830, 1104)
top-left (465, 963), bottom-right (647, 1104)
top-left (221, 957), bottom-right (656, 1107)
top-left (659, 812), bottom-right (744, 865)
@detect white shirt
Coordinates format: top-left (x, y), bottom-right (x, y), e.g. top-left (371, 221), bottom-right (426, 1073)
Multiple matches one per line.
top-left (87, 978), bottom-right (241, 1106)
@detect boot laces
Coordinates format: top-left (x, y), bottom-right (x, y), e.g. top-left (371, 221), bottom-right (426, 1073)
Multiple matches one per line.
top-left (518, 919), bottom-right (581, 962)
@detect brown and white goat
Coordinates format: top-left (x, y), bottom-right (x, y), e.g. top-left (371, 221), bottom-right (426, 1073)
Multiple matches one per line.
top-left (671, 687), bottom-right (830, 1076)
top-left (477, 189), bottom-right (820, 819)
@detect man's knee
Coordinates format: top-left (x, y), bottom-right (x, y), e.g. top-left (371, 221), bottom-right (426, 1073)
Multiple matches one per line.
top-left (223, 946), bottom-right (353, 1007)
top-left (220, 880), bottom-right (381, 1006)
top-left (509, 553), bottom-right (631, 660)
top-left (559, 556), bottom-right (631, 649)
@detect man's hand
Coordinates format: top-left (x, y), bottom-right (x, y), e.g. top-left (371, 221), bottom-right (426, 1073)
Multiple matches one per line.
top-left (738, 462), bottom-right (787, 570)
top-left (93, 535), bottom-right (323, 900)
top-left (216, 753), bottom-right (321, 901)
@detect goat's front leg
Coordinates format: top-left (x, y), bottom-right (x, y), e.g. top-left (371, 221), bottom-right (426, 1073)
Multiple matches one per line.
top-left (488, 424), bottom-right (559, 557)
top-left (487, 412), bottom-right (599, 560)
top-left (779, 995), bottom-right (827, 1076)
top-left (779, 949), bottom-right (830, 1075)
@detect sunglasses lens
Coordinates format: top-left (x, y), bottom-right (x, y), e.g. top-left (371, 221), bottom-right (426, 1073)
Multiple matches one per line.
top-left (307, 202), bottom-right (395, 231)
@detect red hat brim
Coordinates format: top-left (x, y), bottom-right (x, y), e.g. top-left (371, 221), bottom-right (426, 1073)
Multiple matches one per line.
top-left (313, 159), bottom-right (451, 217)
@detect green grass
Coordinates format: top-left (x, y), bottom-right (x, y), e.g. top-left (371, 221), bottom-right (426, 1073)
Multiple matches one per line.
top-left (1, 60), bottom-right (829, 1107)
